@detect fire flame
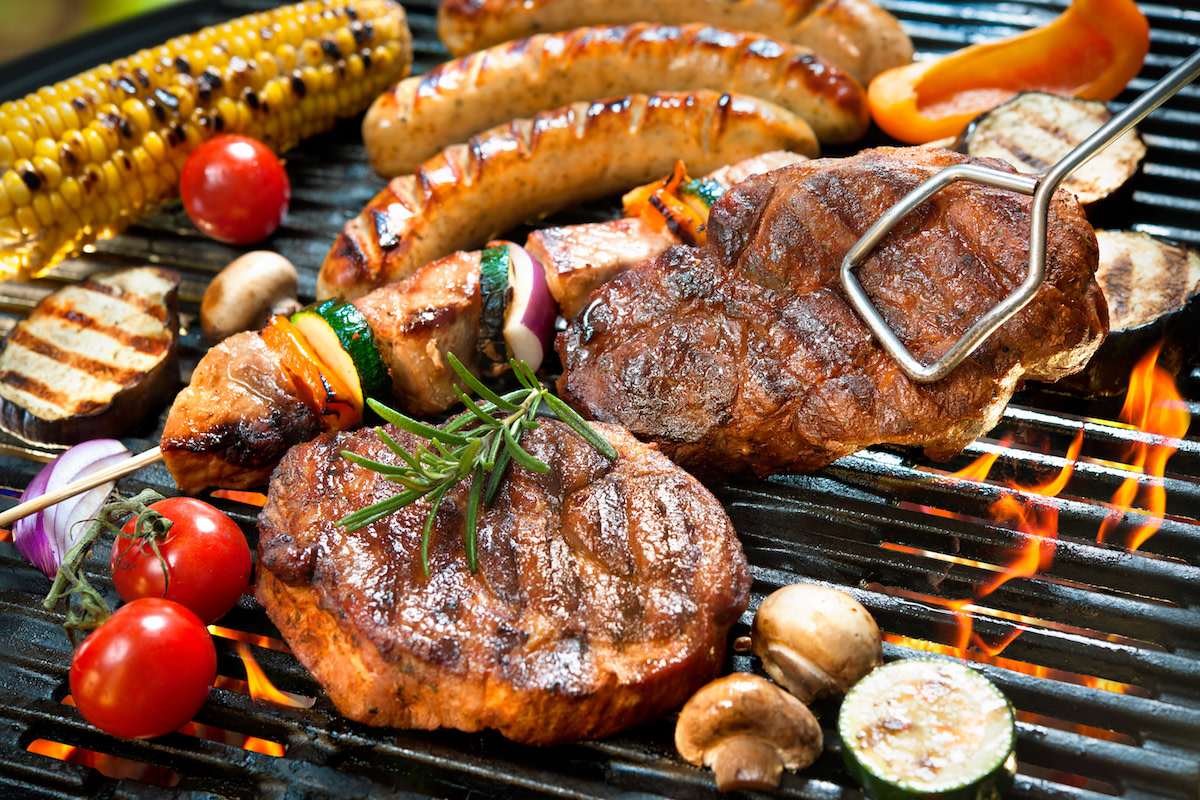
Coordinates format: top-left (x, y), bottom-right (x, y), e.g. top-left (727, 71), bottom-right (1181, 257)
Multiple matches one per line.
top-left (888, 345), bottom-right (1189, 691)
top-left (1097, 348), bottom-right (1190, 549)
top-left (27, 628), bottom-right (310, 782)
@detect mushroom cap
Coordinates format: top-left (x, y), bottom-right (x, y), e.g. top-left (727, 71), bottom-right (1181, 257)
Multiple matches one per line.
top-left (200, 250), bottom-right (300, 343)
top-left (751, 583), bottom-right (883, 703)
top-left (675, 672), bottom-right (823, 791)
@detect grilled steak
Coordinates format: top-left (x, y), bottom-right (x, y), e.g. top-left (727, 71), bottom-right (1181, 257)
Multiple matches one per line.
top-left (557, 146), bottom-right (1108, 477)
top-left (0, 267), bottom-right (180, 444)
top-left (256, 419), bottom-right (750, 745)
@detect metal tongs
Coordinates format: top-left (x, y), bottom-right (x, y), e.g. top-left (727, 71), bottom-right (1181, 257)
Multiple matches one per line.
top-left (841, 49), bottom-right (1200, 383)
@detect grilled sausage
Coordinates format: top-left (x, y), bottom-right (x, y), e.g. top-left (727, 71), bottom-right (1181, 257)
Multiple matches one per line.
top-left (318, 90), bottom-right (819, 300)
top-left (435, 0), bottom-right (914, 85)
top-left (364, 23), bottom-right (868, 176)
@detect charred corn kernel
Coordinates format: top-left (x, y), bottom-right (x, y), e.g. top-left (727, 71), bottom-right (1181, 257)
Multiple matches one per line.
top-left (0, 0), bottom-right (412, 280)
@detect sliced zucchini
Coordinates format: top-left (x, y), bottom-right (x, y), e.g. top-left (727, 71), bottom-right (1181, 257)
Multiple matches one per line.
top-left (838, 659), bottom-right (1017, 800)
top-left (1057, 229), bottom-right (1200, 396)
top-left (681, 176), bottom-right (725, 210)
top-left (477, 243), bottom-right (510, 376)
top-left (291, 300), bottom-right (390, 407)
top-left (956, 91), bottom-right (1145, 206)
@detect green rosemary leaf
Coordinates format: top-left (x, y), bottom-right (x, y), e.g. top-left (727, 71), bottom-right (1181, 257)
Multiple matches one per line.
top-left (375, 428), bottom-right (423, 470)
top-left (454, 387), bottom-right (503, 429)
top-left (339, 359), bottom-right (615, 575)
top-left (338, 489), bottom-right (424, 530)
top-left (339, 450), bottom-right (418, 479)
top-left (543, 393), bottom-right (618, 459)
top-left (420, 483), bottom-right (451, 574)
top-left (509, 358), bottom-right (539, 391)
top-left (501, 423), bottom-right (551, 473)
top-left (375, 404), bottom-right (471, 446)
top-left (483, 447), bottom-right (510, 505)
top-left (464, 466), bottom-right (483, 572)
top-left (448, 352), bottom-right (521, 412)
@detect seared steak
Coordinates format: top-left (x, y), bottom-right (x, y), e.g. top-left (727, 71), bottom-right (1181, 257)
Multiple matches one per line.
top-left (557, 146), bottom-right (1108, 477)
top-left (256, 419), bottom-right (750, 745)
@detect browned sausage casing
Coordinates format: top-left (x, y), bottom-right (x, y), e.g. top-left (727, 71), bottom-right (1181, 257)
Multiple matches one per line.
top-left (364, 23), bottom-right (868, 177)
top-left (436, 0), bottom-right (914, 85)
top-left (318, 90), bottom-right (819, 300)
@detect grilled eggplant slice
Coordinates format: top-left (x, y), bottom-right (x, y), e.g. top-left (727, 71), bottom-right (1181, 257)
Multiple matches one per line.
top-left (0, 267), bottom-right (181, 444)
top-left (1058, 230), bottom-right (1200, 396)
top-left (956, 91), bottom-right (1146, 207)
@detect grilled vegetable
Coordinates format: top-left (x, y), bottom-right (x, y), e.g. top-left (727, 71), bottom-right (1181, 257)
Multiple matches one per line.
top-left (477, 243), bottom-right (510, 374)
top-left (1058, 230), bottom-right (1200, 396)
top-left (867, 0), bottom-right (1149, 143)
top-left (12, 439), bottom-right (131, 580)
top-left (291, 299), bottom-right (391, 410)
top-left (0, 267), bottom-right (180, 444)
top-left (622, 160), bottom-right (711, 246)
top-left (261, 314), bottom-right (360, 429)
top-left (957, 92), bottom-right (1145, 206)
top-left (750, 584), bottom-right (882, 704)
top-left (0, 0), bottom-right (412, 280)
top-left (200, 250), bottom-right (302, 344)
top-left (478, 240), bottom-right (556, 373)
top-left (675, 672), bottom-right (823, 793)
top-left (838, 659), bottom-right (1017, 800)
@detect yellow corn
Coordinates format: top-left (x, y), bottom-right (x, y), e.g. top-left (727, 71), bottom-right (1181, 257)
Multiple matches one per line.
top-left (0, 0), bottom-right (412, 280)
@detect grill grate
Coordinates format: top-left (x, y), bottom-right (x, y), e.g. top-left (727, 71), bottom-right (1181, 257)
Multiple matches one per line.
top-left (1, 1), bottom-right (1199, 799)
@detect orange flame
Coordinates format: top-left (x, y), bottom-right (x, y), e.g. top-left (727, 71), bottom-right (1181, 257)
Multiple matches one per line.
top-left (234, 641), bottom-right (313, 709)
top-left (881, 346), bottom-right (1188, 688)
top-left (1097, 345), bottom-right (1190, 549)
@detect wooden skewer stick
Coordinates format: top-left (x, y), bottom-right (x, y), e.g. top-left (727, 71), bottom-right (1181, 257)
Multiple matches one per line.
top-left (0, 446), bottom-right (165, 528)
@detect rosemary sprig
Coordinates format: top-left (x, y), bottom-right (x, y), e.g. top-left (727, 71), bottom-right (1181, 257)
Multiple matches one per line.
top-left (337, 355), bottom-right (617, 573)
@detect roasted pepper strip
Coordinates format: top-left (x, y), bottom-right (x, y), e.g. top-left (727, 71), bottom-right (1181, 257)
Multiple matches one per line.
top-left (867, 0), bottom-right (1150, 144)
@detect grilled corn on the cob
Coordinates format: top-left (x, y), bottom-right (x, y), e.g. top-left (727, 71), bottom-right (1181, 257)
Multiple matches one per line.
top-left (0, 0), bottom-right (412, 280)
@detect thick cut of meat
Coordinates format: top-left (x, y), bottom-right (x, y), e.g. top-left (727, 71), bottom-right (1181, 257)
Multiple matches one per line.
top-left (161, 332), bottom-right (322, 494)
top-left (256, 419), bottom-right (750, 745)
top-left (557, 146), bottom-right (1108, 478)
top-left (353, 249), bottom-right (483, 417)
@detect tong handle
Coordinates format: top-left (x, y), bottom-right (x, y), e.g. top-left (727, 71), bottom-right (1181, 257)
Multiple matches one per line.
top-left (841, 47), bottom-right (1200, 383)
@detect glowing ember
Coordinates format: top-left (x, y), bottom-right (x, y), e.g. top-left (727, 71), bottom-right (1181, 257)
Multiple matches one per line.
top-left (27, 739), bottom-right (179, 785)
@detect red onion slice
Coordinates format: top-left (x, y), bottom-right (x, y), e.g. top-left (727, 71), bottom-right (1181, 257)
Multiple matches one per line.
top-left (11, 439), bottom-right (131, 579)
top-left (501, 242), bottom-right (556, 370)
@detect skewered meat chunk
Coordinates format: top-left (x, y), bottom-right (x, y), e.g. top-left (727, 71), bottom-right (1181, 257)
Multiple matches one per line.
top-left (161, 332), bottom-right (322, 494)
top-left (557, 146), bottom-right (1109, 478)
top-left (256, 419), bottom-right (750, 745)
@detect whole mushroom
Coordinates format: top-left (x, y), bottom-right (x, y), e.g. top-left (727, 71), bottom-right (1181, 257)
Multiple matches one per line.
top-left (200, 250), bottom-right (301, 344)
top-left (751, 583), bottom-right (883, 704)
top-left (675, 672), bottom-right (823, 792)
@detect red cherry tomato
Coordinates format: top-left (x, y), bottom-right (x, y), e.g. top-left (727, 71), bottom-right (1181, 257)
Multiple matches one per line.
top-left (70, 597), bottom-right (217, 739)
top-left (112, 497), bottom-right (252, 624)
top-left (179, 134), bottom-right (290, 244)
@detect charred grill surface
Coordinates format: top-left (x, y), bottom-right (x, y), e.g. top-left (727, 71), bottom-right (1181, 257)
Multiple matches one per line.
top-left (256, 419), bottom-right (750, 746)
top-left (558, 147), bottom-right (1108, 478)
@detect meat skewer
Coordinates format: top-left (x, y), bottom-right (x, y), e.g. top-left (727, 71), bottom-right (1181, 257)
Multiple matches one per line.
top-left (0, 152), bottom-right (801, 519)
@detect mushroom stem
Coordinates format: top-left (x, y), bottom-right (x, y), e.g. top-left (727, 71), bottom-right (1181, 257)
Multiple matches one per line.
top-left (706, 736), bottom-right (786, 792)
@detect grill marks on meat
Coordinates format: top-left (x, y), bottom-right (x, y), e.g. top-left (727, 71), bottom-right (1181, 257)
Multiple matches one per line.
top-left (558, 147), bottom-right (1108, 477)
top-left (256, 419), bottom-right (750, 745)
